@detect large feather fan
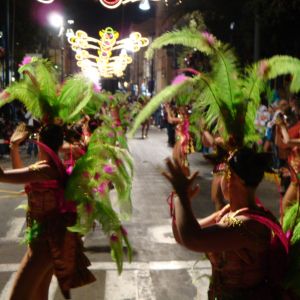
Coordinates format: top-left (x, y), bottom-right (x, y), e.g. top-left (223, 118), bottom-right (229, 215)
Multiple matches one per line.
top-left (130, 27), bottom-right (300, 148)
top-left (65, 118), bottom-right (133, 274)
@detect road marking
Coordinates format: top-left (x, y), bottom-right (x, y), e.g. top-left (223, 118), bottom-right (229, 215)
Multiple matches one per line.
top-left (0, 261), bottom-right (210, 300)
top-left (0, 189), bottom-right (25, 195)
top-left (42, 270), bottom-right (157, 300)
top-left (0, 272), bottom-right (16, 300)
top-left (104, 270), bottom-right (137, 300)
top-left (148, 260), bottom-right (210, 271)
top-left (0, 237), bottom-right (22, 243)
top-left (48, 276), bottom-right (58, 300)
top-left (147, 224), bottom-right (176, 244)
top-left (0, 273), bottom-right (60, 300)
top-left (187, 268), bottom-right (211, 300)
top-left (0, 264), bottom-right (19, 272)
top-left (0, 260), bottom-right (210, 273)
top-left (136, 270), bottom-right (155, 300)
top-left (5, 217), bottom-right (25, 239)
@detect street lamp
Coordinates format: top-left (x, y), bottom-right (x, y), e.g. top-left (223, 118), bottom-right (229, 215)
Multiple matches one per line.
top-left (37, 0), bottom-right (55, 3)
top-left (48, 12), bottom-right (65, 81)
top-left (139, 0), bottom-right (150, 10)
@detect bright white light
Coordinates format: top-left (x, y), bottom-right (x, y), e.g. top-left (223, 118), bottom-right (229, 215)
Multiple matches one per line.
top-left (230, 22), bottom-right (235, 30)
top-left (124, 39), bottom-right (134, 52)
top-left (120, 48), bottom-right (127, 55)
top-left (83, 67), bottom-right (100, 84)
top-left (67, 19), bottom-right (74, 25)
top-left (37, 0), bottom-right (55, 3)
top-left (48, 12), bottom-right (63, 28)
top-left (66, 28), bottom-right (75, 38)
top-left (139, 0), bottom-right (150, 10)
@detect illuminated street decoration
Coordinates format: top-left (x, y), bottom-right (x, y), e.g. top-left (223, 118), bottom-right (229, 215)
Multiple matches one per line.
top-left (68, 27), bottom-right (149, 78)
top-left (99, 0), bottom-right (159, 9)
top-left (37, 0), bottom-right (55, 3)
top-left (36, 0), bottom-right (160, 9)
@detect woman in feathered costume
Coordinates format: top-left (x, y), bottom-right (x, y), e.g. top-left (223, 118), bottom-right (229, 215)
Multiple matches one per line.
top-left (130, 27), bottom-right (300, 299)
top-left (276, 113), bottom-right (300, 213)
top-left (0, 57), bottom-right (133, 299)
top-left (164, 87), bottom-right (195, 174)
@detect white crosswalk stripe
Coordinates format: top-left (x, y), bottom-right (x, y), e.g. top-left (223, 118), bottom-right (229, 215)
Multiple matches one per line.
top-left (136, 270), bottom-right (156, 300)
top-left (104, 270), bottom-right (137, 300)
top-left (0, 261), bottom-right (211, 300)
top-left (49, 276), bottom-right (59, 300)
top-left (5, 217), bottom-right (25, 239)
top-left (0, 272), bottom-right (17, 300)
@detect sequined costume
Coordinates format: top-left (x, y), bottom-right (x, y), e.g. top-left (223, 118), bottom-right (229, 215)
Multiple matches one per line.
top-left (174, 113), bottom-right (194, 168)
top-left (207, 205), bottom-right (282, 300)
top-left (10, 162), bottom-right (96, 300)
top-left (287, 122), bottom-right (300, 183)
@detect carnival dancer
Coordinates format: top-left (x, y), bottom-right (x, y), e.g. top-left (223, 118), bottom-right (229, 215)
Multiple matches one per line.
top-left (164, 149), bottom-right (287, 299)
top-left (0, 57), bottom-right (134, 299)
top-left (276, 113), bottom-right (300, 213)
top-left (139, 97), bottom-right (151, 139)
top-left (202, 129), bottom-right (227, 211)
top-left (1, 124), bottom-right (96, 300)
top-left (129, 26), bottom-right (300, 298)
top-left (165, 103), bottom-right (193, 174)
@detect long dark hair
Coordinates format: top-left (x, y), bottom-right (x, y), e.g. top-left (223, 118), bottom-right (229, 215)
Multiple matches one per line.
top-left (39, 124), bottom-right (64, 153)
top-left (229, 147), bottom-right (272, 187)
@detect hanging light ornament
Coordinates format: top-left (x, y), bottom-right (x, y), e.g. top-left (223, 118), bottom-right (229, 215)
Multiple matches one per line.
top-left (99, 0), bottom-right (159, 9)
top-left (36, 0), bottom-right (159, 9)
top-left (68, 27), bottom-right (149, 78)
top-left (36, 0), bottom-right (55, 3)
top-left (139, 0), bottom-right (151, 10)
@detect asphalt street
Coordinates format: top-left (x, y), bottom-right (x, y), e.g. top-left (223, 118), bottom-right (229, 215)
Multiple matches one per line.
top-left (0, 128), bottom-right (279, 300)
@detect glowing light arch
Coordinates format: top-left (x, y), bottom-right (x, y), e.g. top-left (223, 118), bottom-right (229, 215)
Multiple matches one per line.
top-left (68, 27), bottom-right (149, 78)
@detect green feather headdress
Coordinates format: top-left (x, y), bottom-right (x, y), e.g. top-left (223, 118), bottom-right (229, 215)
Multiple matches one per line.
top-left (0, 57), bottom-right (94, 124)
top-left (129, 28), bottom-right (300, 148)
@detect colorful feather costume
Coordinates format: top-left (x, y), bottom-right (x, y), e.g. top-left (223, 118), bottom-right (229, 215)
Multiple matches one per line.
top-left (0, 57), bottom-right (133, 274)
top-left (130, 27), bottom-right (300, 296)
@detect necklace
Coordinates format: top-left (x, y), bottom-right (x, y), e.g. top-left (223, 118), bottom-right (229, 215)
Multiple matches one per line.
top-left (223, 209), bottom-right (245, 227)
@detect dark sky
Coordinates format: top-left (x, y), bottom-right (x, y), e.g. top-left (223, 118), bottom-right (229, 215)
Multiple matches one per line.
top-left (29, 0), bottom-right (155, 38)
top-left (4, 0), bottom-right (300, 65)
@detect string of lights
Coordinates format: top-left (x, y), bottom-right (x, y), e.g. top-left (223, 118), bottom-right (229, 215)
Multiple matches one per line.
top-left (36, 0), bottom-right (161, 10)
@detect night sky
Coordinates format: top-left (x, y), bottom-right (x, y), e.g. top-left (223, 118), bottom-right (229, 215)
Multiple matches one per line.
top-left (29, 0), bottom-right (155, 38)
top-left (3, 0), bottom-right (300, 67)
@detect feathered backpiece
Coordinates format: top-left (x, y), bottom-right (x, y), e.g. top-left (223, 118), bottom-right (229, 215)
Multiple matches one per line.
top-left (129, 27), bottom-right (300, 149)
top-left (65, 117), bottom-right (133, 273)
top-left (82, 91), bottom-right (110, 116)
